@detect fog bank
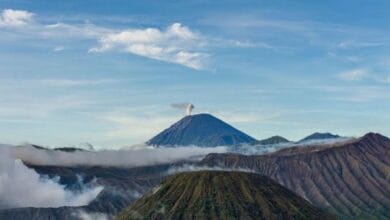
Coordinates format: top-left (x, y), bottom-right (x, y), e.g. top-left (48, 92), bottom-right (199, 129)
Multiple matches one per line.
top-left (1, 144), bottom-right (227, 167)
top-left (0, 149), bottom-right (103, 209)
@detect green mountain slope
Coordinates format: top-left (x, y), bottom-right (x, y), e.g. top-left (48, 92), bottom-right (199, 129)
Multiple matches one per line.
top-left (117, 171), bottom-right (334, 220)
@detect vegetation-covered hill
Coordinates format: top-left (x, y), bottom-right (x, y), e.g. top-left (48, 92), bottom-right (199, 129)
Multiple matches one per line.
top-left (117, 171), bottom-right (334, 220)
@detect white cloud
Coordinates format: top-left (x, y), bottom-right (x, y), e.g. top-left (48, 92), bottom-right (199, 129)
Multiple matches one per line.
top-left (2, 143), bottom-right (227, 167)
top-left (168, 22), bottom-right (197, 39)
top-left (0, 9), bottom-right (208, 69)
top-left (53, 45), bottom-right (65, 51)
top-left (72, 211), bottom-right (111, 220)
top-left (338, 68), bottom-right (368, 81)
top-left (0, 9), bottom-right (279, 70)
top-left (43, 22), bottom-right (113, 39)
top-left (0, 148), bottom-right (102, 209)
top-left (0, 9), bottom-right (34, 27)
top-left (166, 164), bottom-right (257, 175)
top-left (175, 51), bottom-right (206, 70)
top-left (337, 40), bottom-right (384, 49)
top-left (90, 23), bottom-right (207, 70)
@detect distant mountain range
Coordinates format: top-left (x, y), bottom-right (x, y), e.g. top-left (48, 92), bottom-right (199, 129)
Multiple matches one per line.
top-left (147, 113), bottom-right (257, 147)
top-left (256, 135), bottom-right (291, 145)
top-left (147, 113), bottom-right (345, 147)
top-left (117, 171), bottom-right (334, 220)
top-left (255, 132), bottom-right (343, 146)
top-left (1, 132), bottom-right (388, 219)
top-left (298, 132), bottom-right (341, 143)
top-left (1, 113), bottom-right (388, 220)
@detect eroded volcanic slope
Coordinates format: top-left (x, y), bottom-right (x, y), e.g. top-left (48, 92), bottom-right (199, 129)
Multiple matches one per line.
top-left (200, 133), bottom-right (390, 219)
top-left (117, 171), bottom-right (334, 220)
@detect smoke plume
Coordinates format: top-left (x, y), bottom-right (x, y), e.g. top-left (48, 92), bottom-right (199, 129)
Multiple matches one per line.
top-left (171, 103), bottom-right (194, 116)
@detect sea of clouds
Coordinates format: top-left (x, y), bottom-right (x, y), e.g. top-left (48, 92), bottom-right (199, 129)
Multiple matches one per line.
top-left (0, 143), bottom-right (227, 209)
top-left (0, 147), bottom-right (103, 209)
top-left (0, 137), bottom-right (351, 210)
top-left (1, 144), bottom-right (227, 167)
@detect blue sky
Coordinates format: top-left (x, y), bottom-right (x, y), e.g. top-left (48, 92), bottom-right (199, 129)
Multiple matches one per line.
top-left (1, 0), bottom-right (390, 148)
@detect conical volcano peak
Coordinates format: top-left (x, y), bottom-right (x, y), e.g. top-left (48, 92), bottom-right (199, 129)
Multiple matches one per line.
top-left (299, 132), bottom-right (341, 143)
top-left (359, 132), bottom-right (390, 144)
top-left (147, 113), bottom-right (256, 147)
top-left (177, 113), bottom-right (234, 128)
top-left (361, 132), bottom-right (384, 139)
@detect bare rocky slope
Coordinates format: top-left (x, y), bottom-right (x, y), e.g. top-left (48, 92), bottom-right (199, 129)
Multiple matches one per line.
top-left (199, 133), bottom-right (390, 219)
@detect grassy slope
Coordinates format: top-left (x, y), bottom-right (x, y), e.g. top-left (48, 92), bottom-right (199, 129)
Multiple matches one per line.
top-left (117, 171), bottom-right (334, 220)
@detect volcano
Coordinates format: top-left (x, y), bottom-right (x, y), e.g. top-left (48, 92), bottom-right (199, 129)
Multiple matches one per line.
top-left (146, 113), bottom-right (256, 147)
top-left (256, 135), bottom-right (290, 145)
top-left (299, 132), bottom-right (341, 143)
top-left (117, 171), bottom-right (334, 220)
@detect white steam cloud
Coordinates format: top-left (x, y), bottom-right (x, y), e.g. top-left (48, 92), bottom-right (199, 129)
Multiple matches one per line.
top-left (1, 144), bottom-right (226, 167)
top-left (0, 149), bottom-right (103, 209)
top-left (171, 103), bottom-right (194, 116)
top-left (166, 164), bottom-right (257, 175)
top-left (72, 210), bottom-right (111, 220)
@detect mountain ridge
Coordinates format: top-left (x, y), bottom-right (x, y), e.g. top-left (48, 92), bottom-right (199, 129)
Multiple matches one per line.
top-left (256, 135), bottom-right (290, 145)
top-left (299, 132), bottom-right (341, 143)
top-left (199, 132), bottom-right (390, 219)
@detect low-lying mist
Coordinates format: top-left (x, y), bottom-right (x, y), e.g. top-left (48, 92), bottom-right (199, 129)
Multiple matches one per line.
top-left (1, 144), bottom-right (227, 167)
top-left (0, 148), bottom-right (103, 209)
top-left (0, 137), bottom-right (352, 210)
top-left (166, 164), bottom-right (257, 175)
top-left (234, 137), bottom-right (353, 155)
top-left (0, 143), bottom-right (228, 209)
top-left (0, 137), bottom-right (352, 168)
